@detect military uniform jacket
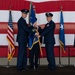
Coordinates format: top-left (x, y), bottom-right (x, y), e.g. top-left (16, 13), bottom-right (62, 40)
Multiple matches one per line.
top-left (40, 20), bottom-right (56, 44)
top-left (16, 17), bottom-right (32, 43)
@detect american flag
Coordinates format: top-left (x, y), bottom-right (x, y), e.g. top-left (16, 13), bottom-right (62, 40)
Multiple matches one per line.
top-left (6, 10), bottom-right (15, 61)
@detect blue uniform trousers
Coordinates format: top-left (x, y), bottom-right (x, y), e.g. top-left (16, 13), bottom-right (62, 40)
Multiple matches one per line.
top-left (29, 43), bottom-right (40, 68)
top-left (45, 44), bottom-right (56, 69)
top-left (17, 42), bottom-right (27, 70)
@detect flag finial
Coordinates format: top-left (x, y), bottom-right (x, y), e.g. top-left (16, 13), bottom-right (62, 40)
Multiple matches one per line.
top-left (60, 6), bottom-right (63, 11)
top-left (9, 6), bottom-right (12, 10)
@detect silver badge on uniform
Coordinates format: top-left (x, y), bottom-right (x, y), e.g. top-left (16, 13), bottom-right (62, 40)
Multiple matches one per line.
top-left (47, 24), bottom-right (49, 27)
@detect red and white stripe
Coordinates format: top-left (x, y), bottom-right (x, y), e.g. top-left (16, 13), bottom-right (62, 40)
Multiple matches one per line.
top-left (0, 0), bottom-right (75, 57)
top-left (0, 0), bottom-right (75, 46)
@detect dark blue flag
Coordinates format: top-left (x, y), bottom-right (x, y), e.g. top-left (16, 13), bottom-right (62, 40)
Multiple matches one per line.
top-left (28, 3), bottom-right (39, 50)
top-left (59, 10), bottom-right (65, 51)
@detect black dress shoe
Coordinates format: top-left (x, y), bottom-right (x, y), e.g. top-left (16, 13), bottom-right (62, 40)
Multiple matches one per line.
top-left (18, 68), bottom-right (29, 71)
top-left (35, 66), bottom-right (38, 70)
top-left (29, 66), bottom-right (34, 70)
top-left (48, 67), bottom-right (56, 71)
top-left (45, 67), bottom-right (56, 71)
top-left (22, 68), bottom-right (29, 71)
top-left (17, 68), bottom-right (23, 71)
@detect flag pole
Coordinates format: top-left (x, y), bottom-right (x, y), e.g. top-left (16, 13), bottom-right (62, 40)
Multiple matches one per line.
top-left (58, 6), bottom-right (64, 67)
top-left (33, 4), bottom-right (43, 67)
top-left (74, 33), bottom-right (75, 67)
top-left (28, 2), bottom-right (37, 69)
top-left (58, 46), bottom-right (63, 67)
top-left (4, 6), bottom-right (12, 68)
top-left (28, 2), bottom-right (43, 69)
top-left (29, 2), bottom-right (31, 25)
top-left (28, 1), bottom-right (32, 68)
top-left (74, 33), bottom-right (75, 47)
top-left (4, 44), bottom-right (10, 68)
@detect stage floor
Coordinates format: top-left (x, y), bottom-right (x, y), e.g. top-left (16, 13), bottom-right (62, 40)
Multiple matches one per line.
top-left (0, 66), bottom-right (75, 75)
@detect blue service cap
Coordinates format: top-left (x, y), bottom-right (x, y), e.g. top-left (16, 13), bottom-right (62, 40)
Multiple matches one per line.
top-left (21, 9), bottom-right (29, 14)
top-left (45, 12), bottom-right (53, 17)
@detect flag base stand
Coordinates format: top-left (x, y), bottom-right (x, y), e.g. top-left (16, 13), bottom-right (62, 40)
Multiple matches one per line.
top-left (3, 60), bottom-right (11, 68)
top-left (58, 46), bottom-right (65, 67)
top-left (4, 65), bottom-right (10, 68)
top-left (58, 64), bottom-right (64, 67)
